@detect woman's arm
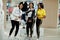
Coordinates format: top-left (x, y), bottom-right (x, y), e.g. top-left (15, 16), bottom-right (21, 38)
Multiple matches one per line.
top-left (43, 10), bottom-right (46, 18)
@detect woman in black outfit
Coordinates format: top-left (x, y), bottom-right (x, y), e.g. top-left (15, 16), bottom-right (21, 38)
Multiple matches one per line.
top-left (26, 2), bottom-right (35, 38)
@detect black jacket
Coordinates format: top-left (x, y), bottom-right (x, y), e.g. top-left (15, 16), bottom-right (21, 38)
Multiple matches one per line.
top-left (26, 9), bottom-right (35, 22)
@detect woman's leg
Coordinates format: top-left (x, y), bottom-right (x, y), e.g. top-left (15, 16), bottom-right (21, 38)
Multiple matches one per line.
top-left (14, 21), bottom-right (19, 36)
top-left (30, 22), bottom-right (33, 37)
top-left (36, 18), bottom-right (42, 38)
top-left (9, 20), bottom-right (15, 36)
top-left (26, 22), bottom-right (29, 37)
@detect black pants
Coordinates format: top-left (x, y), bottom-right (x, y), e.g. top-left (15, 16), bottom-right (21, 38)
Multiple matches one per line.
top-left (26, 21), bottom-right (33, 37)
top-left (36, 18), bottom-right (42, 38)
top-left (9, 20), bottom-right (19, 36)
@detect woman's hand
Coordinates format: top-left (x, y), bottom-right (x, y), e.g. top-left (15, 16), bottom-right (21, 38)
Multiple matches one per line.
top-left (43, 16), bottom-right (46, 18)
top-left (19, 16), bottom-right (21, 18)
top-left (15, 16), bottom-right (21, 20)
top-left (28, 20), bottom-right (32, 22)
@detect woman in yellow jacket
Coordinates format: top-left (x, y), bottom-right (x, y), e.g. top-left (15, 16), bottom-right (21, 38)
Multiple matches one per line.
top-left (36, 3), bottom-right (46, 40)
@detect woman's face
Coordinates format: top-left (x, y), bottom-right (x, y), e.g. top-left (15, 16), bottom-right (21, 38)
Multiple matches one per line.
top-left (38, 4), bottom-right (41, 9)
top-left (29, 3), bottom-right (33, 8)
top-left (19, 4), bottom-right (23, 9)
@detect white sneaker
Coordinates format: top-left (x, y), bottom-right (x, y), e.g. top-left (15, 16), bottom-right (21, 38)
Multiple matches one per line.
top-left (37, 38), bottom-right (39, 40)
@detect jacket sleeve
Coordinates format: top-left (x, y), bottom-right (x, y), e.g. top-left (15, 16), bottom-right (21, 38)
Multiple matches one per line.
top-left (12, 7), bottom-right (20, 17)
top-left (26, 10), bottom-right (31, 16)
top-left (31, 10), bottom-right (35, 18)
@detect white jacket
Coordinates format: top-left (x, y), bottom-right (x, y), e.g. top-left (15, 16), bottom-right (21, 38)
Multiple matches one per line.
top-left (10, 7), bottom-right (22, 21)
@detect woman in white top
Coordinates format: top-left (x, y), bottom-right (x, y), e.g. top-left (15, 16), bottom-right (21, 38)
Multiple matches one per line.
top-left (9, 2), bottom-right (23, 37)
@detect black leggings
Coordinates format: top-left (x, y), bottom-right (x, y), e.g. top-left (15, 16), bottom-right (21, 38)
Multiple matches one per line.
top-left (36, 18), bottom-right (42, 38)
top-left (9, 20), bottom-right (19, 36)
top-left (26, 21), bottom-right (33, 37)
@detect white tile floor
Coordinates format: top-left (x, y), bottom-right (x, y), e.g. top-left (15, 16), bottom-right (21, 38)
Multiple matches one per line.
top-left (0, 21), bottom-right (60, 40)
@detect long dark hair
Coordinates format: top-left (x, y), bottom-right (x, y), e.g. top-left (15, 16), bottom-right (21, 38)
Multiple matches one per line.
top-left (38, 3), bottom-right (44, 9)
top-left (29, 2), bottom-right (34, 8)
top-left (22, 1), bottom-right (28, 11)
top-left (18, 2), bottom-right (23, 9)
